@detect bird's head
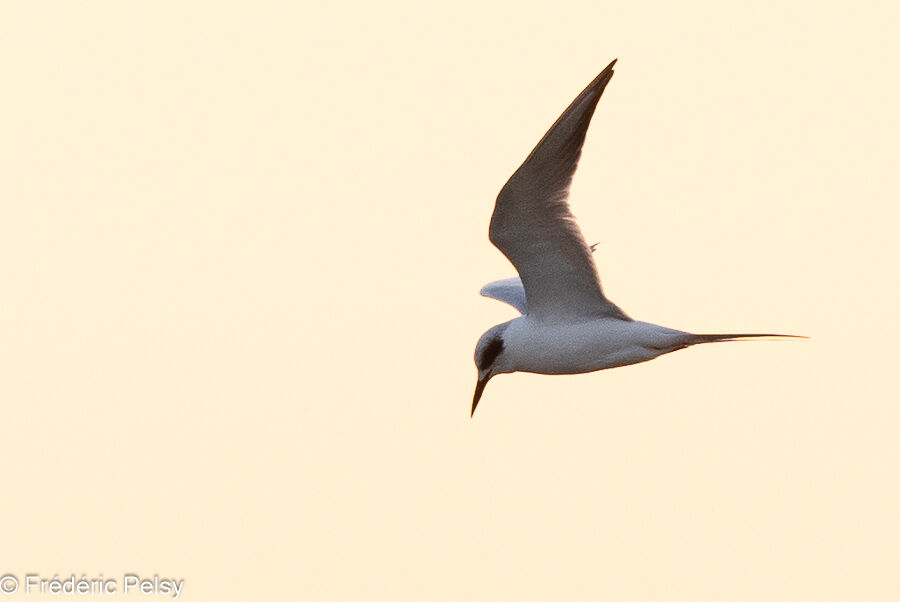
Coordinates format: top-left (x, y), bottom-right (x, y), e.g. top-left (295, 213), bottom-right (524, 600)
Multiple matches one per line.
top-left (472, 322), bottom-right (511, 417)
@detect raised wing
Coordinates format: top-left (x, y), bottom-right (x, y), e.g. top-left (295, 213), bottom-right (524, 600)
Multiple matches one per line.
top-left (480, 278), bottom-right (528, 314)
top-left (488, 60), bottom-right (629, 323)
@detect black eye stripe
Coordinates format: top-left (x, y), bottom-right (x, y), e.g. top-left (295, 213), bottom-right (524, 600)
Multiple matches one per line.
top-left (480, 337), bottom-right (504, 369)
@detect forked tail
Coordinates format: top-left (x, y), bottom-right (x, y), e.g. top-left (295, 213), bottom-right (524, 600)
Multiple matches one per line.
top-left (686, 333), bottom-right (807, 345)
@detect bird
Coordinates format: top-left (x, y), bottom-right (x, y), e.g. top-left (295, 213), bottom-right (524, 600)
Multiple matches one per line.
top-left (472, 59), bottom-right (801, 417)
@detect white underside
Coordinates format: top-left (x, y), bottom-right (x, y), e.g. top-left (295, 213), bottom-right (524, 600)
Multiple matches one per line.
top-left (499, 317), bottom-right (691, 375)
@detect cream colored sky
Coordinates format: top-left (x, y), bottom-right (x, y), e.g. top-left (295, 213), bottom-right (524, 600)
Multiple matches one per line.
top-left (1, 1), bottom-right (898, 600)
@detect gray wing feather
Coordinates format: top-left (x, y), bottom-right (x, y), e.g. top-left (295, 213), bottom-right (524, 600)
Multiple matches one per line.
top-left (489, 60), bottom-right (629, 323)
top-left (479, 246), bottom-right (603, 314)
top-left (480, 278), bottom-right (528, 314)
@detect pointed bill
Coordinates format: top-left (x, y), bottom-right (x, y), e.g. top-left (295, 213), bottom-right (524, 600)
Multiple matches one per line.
top-left (471, 375), bottom-right (492, 417)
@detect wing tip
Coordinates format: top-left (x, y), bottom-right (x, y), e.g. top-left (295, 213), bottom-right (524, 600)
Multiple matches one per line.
top-left (588, 58), bottom-right (618, 94)
top-left (599, 58), bottom-right (617, 78)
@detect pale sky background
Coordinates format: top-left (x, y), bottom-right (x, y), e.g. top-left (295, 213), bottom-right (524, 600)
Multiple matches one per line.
top-left (1, 1), bottom-right (899, 600)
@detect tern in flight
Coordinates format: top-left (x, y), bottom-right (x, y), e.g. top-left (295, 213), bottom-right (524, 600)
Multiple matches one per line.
top-left (472, 59), bottom-right (800, 416)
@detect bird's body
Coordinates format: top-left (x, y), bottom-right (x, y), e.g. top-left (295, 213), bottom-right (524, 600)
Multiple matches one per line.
top-left (471, 59), bottom-right (800, 416)
top-left (490, 317), bottom-right (690, 376)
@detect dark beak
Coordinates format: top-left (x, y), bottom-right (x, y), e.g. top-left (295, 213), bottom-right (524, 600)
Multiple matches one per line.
top-left (471, 374), bottom-right (492, 417)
